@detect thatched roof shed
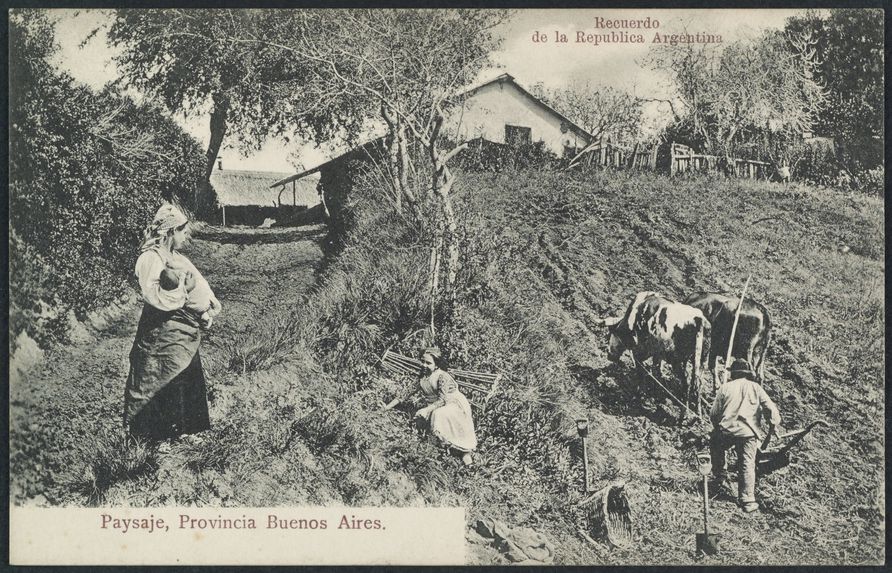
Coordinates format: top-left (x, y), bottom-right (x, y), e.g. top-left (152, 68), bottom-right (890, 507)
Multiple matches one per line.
top-left (210, 168), bottom-right (320, 207)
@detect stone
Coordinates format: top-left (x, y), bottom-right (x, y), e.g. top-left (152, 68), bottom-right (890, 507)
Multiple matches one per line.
top-left (12, 331), bottom-right (44, 375)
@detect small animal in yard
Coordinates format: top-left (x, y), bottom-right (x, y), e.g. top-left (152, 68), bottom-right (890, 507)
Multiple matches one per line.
top-left (601, 291), bottom-right (711, 416)
top-left (776, 163), bottom-right (791, 184)
top-left (682, 292), bottom-right (771, 388)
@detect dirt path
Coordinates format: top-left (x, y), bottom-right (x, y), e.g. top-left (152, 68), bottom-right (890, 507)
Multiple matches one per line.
top-left (9, 224), bottom-right (326, 504)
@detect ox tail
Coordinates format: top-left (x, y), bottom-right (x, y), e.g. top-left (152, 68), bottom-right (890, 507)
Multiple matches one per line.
top-left (755, 328), bottom-right (771, 383)
top-left (692, 316), bottom-right (705, 415)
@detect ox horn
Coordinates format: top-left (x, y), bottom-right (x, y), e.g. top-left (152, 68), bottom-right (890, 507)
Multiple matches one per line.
top-left (594, 315), bottom-right (622, 327)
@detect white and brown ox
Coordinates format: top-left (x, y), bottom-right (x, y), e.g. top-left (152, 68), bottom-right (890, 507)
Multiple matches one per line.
top-left (604, 292), bottom-right (712, 415)
top-left (682, 292), bottom-right (771, 388)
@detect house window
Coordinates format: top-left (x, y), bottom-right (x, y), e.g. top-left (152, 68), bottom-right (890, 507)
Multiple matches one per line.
top-left (505, 125), bottom-right (532, 147)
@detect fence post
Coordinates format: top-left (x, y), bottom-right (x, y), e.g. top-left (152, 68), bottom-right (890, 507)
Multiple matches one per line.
top-left (670, 143), bottom-right (676, 176)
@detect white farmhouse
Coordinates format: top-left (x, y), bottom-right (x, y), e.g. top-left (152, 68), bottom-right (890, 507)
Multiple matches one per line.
top-left (447, 73), bottom-right (593, 157)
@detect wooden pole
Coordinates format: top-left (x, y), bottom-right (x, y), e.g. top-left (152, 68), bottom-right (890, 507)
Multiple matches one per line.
top-left (582, 436), bottom-right (591, 492)
top-left (670, 143), bottom-right (676, 176)
top-left (702, 474), bottom-right (710, 535)
top-left (428, 240), bottom-right (441, 341)
top-left (723, 274), bottom-right (752, 384)
top-left (222, 205), bottom-right (226, 227)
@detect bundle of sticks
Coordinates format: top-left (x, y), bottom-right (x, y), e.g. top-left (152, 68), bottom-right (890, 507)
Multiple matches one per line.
top-left (379, 349), bottom-right (502, 410)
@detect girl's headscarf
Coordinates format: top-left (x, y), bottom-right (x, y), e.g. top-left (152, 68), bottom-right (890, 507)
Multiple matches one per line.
top-left (422, 346), bottom-right (442, 360)
top-left (139, 203), bottom-right (189, 253)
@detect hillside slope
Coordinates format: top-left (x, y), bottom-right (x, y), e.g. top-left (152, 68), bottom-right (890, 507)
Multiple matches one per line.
top-left (10, 170), bottom-right (883, 565)
top-left (449, 169), bottom-right (884, 564)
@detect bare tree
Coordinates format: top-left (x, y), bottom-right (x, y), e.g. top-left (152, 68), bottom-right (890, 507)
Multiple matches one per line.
top-left (646, 29), bottom-right (825, 163)
top-left (227, 9), bottom-right (508, 298)
top-left (533, 80), bottom-right (642, 144)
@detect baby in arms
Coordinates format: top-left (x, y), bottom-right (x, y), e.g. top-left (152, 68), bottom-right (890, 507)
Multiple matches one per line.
top-left (159, 265), bottom-right (220, 326)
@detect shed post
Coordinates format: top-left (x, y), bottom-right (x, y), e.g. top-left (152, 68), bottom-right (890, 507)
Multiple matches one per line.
top-left (222, 205), bottom-right (227, 227)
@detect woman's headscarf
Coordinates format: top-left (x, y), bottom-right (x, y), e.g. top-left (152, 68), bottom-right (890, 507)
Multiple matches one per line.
top-left (139, 203), bottom-right (189, 253)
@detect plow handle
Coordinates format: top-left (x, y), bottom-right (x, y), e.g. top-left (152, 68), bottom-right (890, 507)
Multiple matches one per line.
top-left (773, 419), bottom-right (829, 454)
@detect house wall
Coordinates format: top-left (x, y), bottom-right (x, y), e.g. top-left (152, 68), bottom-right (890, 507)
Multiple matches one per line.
top-left (446, 81), bottom-right (590, 157)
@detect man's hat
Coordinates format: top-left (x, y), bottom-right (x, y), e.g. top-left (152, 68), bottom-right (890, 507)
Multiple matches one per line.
top-left (729, 358), bottom-right (756, 381)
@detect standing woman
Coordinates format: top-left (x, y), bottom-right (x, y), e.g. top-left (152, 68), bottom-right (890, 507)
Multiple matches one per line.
top-left (123, 203), bottom-right (221, 444)
top-left (415, 347), bottom-right (478, 466)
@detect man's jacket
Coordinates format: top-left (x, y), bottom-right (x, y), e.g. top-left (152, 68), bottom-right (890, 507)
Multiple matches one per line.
top-left (711, 376), bottom-right (781, 438)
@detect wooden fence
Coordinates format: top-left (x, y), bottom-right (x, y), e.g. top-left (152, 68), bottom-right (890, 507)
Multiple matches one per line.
top-left (629, 142), bottom-right (659, 170)
top-left (578, 138), bottom-right (630, 168)
top-left (669, 143), bottom-right (771, 180)
top-left (572, 139), bottom-right (772, 181)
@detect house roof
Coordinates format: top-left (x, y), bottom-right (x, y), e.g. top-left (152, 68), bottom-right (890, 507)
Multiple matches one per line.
top-left (271, 72), bottom-right (595, 186)
top-left (210, 169), bottom-right (319, 207)
top-left (459, 73), bottom-right (594, 141)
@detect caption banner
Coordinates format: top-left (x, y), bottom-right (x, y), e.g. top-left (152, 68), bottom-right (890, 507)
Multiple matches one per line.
top-left (10, 506), bottom-right (466, 565)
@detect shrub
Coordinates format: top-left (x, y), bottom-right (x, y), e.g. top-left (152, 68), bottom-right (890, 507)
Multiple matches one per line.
top-left (9, 11), bottom-right (205, 347)
top-left (455, 138), bottom-right (560, 172)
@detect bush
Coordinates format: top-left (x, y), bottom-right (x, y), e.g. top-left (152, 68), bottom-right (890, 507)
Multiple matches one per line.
top-left (858, 167), bottom-right (884, 198)
top-left (9, 11), bottom-right (205, 347)
top-left (455, 138), bottom-right (560, 172)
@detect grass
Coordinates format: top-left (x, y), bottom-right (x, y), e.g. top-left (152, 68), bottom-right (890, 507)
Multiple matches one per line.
top-left (67, 427), bottom-right (158, 506)
top-left (202, 164), bottom-right (883, 562)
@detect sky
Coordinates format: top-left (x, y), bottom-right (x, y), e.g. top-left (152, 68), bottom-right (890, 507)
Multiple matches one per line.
top-left (49, 8), bottom-right (806, 173)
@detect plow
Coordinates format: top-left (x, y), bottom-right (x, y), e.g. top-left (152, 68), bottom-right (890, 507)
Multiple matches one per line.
top-left (740, 417), bottom-right (830, 476)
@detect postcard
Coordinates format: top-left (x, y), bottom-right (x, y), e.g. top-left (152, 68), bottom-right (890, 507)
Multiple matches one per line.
top-left (8, 7), bottom-right (884, 566)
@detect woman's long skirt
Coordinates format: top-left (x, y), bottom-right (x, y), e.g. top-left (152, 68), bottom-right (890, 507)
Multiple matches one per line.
top-left (424, 393), bottom-right (477, 453)
top-left (123, 305), bottom-right (210, 440)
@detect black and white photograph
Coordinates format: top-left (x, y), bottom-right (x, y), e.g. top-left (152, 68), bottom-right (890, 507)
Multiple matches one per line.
top-left (7, 7), bottom-right (885, 565)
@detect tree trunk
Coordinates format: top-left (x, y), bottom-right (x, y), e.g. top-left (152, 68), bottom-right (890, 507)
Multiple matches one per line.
top-left (199, 92), bottom-right (231, 216)
top-left (205, 92), bottom-right (230, 182)
top-left (432, 158), bottom-right (460, 303)
top-left (381, 105), bottom-right (404, 213)
top-left (397, 123), bottom-right (415, 206)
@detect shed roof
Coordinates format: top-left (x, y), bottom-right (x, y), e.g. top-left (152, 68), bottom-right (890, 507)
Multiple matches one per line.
top-left (269, 133), bottom-right (387, 188)
top-left (210, 169), bottom-right (319, 207)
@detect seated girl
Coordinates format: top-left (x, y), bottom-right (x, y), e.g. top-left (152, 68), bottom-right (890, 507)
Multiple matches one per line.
top-left (414, 347), bottom-right (478, 466)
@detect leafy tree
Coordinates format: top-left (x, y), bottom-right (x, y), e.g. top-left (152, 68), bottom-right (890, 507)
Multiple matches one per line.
top-left (108, 11), bottom-right (336, 185)
top-left (647, 28), bottom-right (826, 164)
top-left (786, 9), bottom-right (883, 177)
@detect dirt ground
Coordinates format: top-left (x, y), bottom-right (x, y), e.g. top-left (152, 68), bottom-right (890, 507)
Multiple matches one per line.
top-left (9, 224), bottom-right (327, 505)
